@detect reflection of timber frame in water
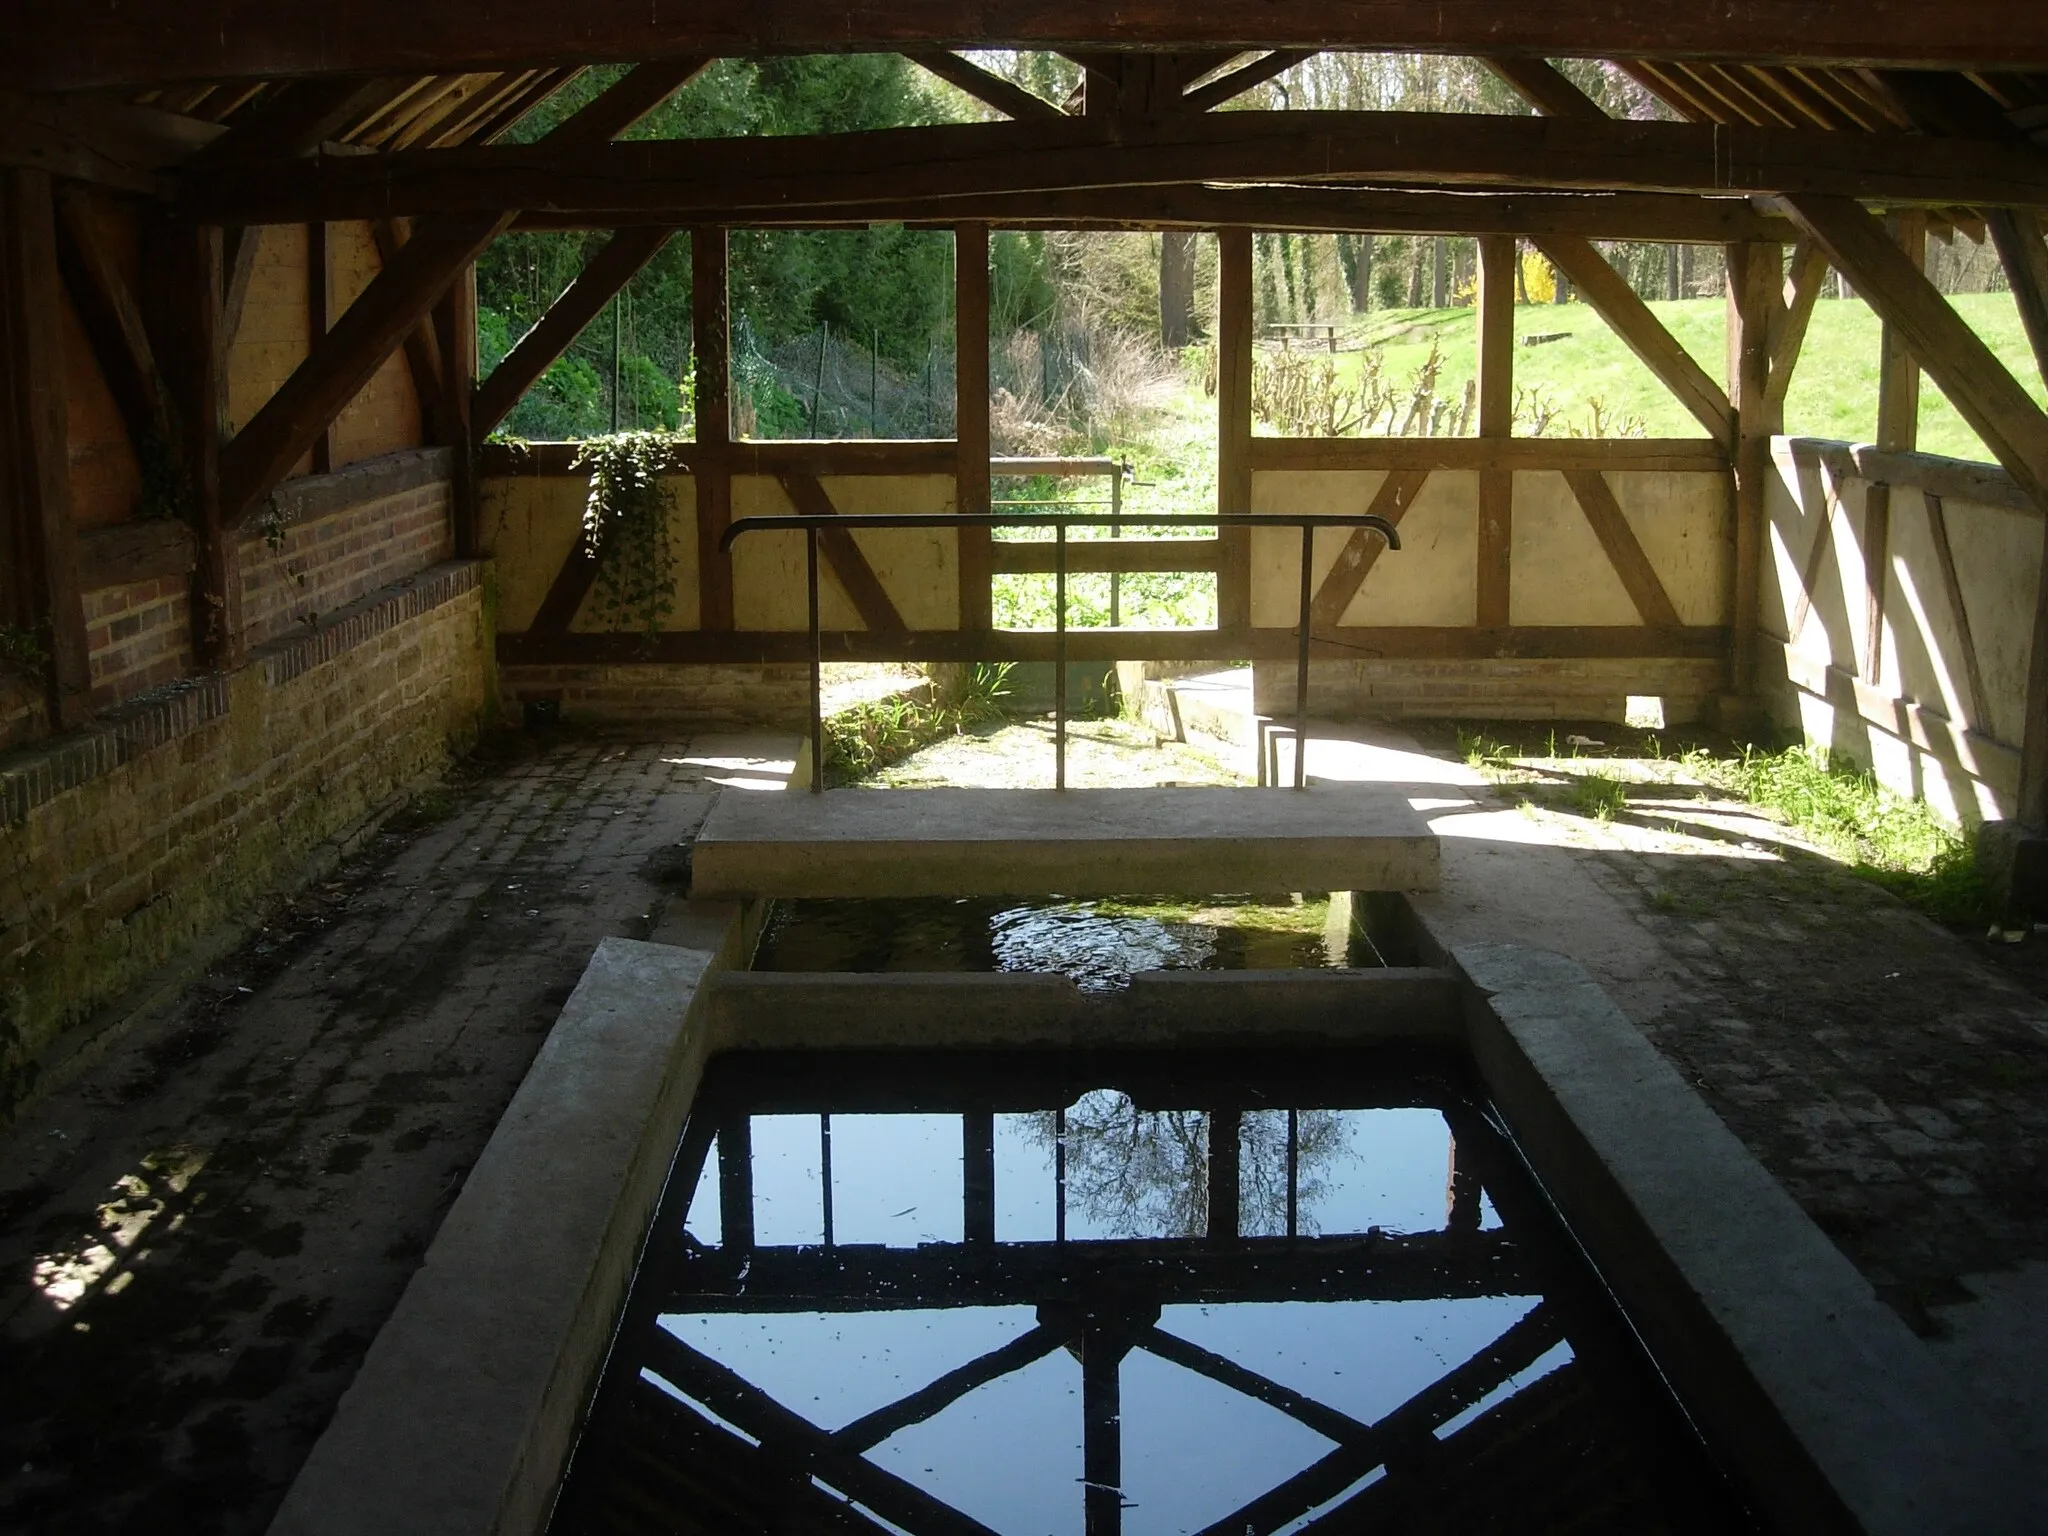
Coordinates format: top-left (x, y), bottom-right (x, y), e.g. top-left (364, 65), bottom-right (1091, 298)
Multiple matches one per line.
top-left (551, 1050), bottom-right (1754, 1536)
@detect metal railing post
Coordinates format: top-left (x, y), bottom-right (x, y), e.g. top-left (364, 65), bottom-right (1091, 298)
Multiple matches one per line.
top-left (715, 510), bottom-right (1399, 800)
top-left (1055, 520), bottom-right (1068, 790)
top-left (1108, 465), bottom-right (1122, 629)
top-left (1295, 522), bottom-right (1314, 790)
top-left (807, 526), bottom-right (823, 794)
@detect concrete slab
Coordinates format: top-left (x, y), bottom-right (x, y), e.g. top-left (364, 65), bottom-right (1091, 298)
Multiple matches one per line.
top-left (1457, 943), bottom-right (2045, 1536)
top-left (690, 785), bottom-right (1440, 899)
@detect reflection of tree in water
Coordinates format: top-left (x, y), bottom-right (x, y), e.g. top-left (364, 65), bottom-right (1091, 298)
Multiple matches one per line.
top-left (1034, 1093), bottom-right (1348, 1238)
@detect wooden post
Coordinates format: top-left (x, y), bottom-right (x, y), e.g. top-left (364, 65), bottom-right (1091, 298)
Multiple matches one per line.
top-left (1476, 233), bottom-right (1516, 628)
top-left (1217, 227), bottom-right (1253, 634)
top-left (159, 219), bottom-right (242, 671)
top-left (1862, 212), bottom-right (1926, 686)
top-left (435, 260), bottom-right (478, 558)
top-left (692, 226), bottom-right (733, 631)
top-left (307, 221), bottom-right (331, 473)
top-left (1725, 240), bottom-right (1780, 701)
top-left (954, 222), bottom-right (991, 631)
top-left (0, 167), bottom-right (92, 728)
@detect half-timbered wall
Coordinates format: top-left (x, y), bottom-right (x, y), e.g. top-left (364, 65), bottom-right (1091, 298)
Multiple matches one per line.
top-left (1, 179), bottom-right (493, 1108)
top-left (1763, 438), bottom-right (2044, 826)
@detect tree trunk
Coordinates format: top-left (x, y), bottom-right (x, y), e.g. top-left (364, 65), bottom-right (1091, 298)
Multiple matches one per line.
top-left (1407, 240), bottom-right (1425, 307)
top-left (1431, 237), bottom-right (1448, 308)
top-left (1159, 230), bottom-right (1197, 347)
top-left (1666, 243), bottom-right (1681, 300)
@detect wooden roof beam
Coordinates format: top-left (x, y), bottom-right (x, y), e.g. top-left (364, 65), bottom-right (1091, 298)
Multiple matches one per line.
top-left (509, 185), bottom-right (1795, 243)
top-left (183, 111), bottom-right (2048, 225)
top-left (17, 4), bottom-right (2048, 94)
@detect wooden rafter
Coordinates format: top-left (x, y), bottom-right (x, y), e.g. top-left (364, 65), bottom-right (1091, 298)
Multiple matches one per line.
top-left (1785, 193), bottom-right (2048, 507)
top-left (1533, 234), bottom-right (1735, 447)
top-left (1563, 469), bottom-right (1682, 629)
top-left (21, 5), bottom-right (2048, 94)
top-left (473, 227), bottom-right (672, 436)
top-left (906, 53), bottom-right (1064, 121)
top-left (1988, 209), bottom-right (2048, 391)
top-left (215, 61), bottom-right (694, 525)
top-left (1483, 57), bottom-right (1606, 121)
top-left (370, 218), bottom-right (449, 435)
top-left (776, 473), bottom-right (907, 632)
top-left (186, 76), bottom-right (405, 165)
top-left (1765, 239), bottom-right (1831, 414)
top-left (52, 187), bottom-right (176, 452)
top-left (1180, 50), bottom-right (1316, 113)
top-left (219, 223), bottom-right (262, 357)
top-left (217, 211), bottom-right (507, 524)
top-left (544, 56), bottom-right (712, 145)
top-left (183, 111), bottom-right (2048, 225)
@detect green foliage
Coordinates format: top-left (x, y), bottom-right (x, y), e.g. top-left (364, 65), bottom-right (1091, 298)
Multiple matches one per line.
top-left (1569, 772), bottom-right (1628, 821)
top-left (476, 56), bottom-right (977, 440)
top-left (1691, 745), bottom-right (1986, 923)
top-left (573, 433), bottom-right (682, 641)
top-left (1456, 727), bottom-right (1517, 778)
top-left (0, 625), bottom-right (47, 675)
top-left (824, 664), bottom-right (1015, 784)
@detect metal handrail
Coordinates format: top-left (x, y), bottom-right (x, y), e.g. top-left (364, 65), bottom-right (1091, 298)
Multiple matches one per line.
top-left (720, 512), bottom-right (1401, 792)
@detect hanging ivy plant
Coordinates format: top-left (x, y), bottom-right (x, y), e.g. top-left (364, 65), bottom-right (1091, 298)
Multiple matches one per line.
top-left (573, 431), bottom-right (682, 643)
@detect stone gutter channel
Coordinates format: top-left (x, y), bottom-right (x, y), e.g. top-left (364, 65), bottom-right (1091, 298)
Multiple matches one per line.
top-left (270, 909), bottom-right (2044, 1536)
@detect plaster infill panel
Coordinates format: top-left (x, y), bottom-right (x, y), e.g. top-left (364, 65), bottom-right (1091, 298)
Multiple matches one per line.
top-left (1602, 470), bottom-right (1731, 626)
top-left (477, 472), bottom-right (703, 635)
top-left (1249, 469), bottom-right (1477, 628)
top-left (1508, 471), bottom-right (1638, 627)
top-left (1935, 494), bottom-right (2041, 748)
top-left (732, 474), bottom-right (958, 632)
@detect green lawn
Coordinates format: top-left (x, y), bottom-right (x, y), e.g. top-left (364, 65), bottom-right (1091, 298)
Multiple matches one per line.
top-left (1313, 292), bottom-right (2043, 460)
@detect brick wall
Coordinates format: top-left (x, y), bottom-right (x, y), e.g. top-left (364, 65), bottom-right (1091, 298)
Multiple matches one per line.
top-left (241, 478), bottom-right (453, 648)
top-left (0, 562), bottom-right (493, 1113)
top-left (498, 662), bottom-right (811, 730)
top-left (84, 575), bottom-right (192, 709)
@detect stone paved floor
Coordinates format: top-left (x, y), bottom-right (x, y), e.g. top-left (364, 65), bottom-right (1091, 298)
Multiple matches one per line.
top-left (6, 708), bottom-right (2048, 1528)
top-left (0, 731), bottom-right (794, 1536)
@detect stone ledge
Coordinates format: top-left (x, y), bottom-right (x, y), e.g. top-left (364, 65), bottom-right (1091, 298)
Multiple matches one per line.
top-left (255, 561), bottom-right (480, 688)
top-left (0, 560), bottom-right (482, 826)
top-left (262, 447), bottom-right (453, 532)
top-left (1775, 436), bottom-right (2032, 516)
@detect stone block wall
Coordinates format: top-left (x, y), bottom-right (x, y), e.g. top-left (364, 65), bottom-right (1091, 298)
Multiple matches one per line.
top-left (1258, 656), bottom-right (1725, 725)
top-left (0, 561), bottom-right (493, 1113)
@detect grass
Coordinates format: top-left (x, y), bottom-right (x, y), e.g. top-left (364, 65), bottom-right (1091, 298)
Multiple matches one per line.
top-left (1318, 293), bottom-right (2042, 458)
top-left (823, 663), bottom-right (1015, 785)
top-left (1690, 744), bottom-right (1987, 923)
